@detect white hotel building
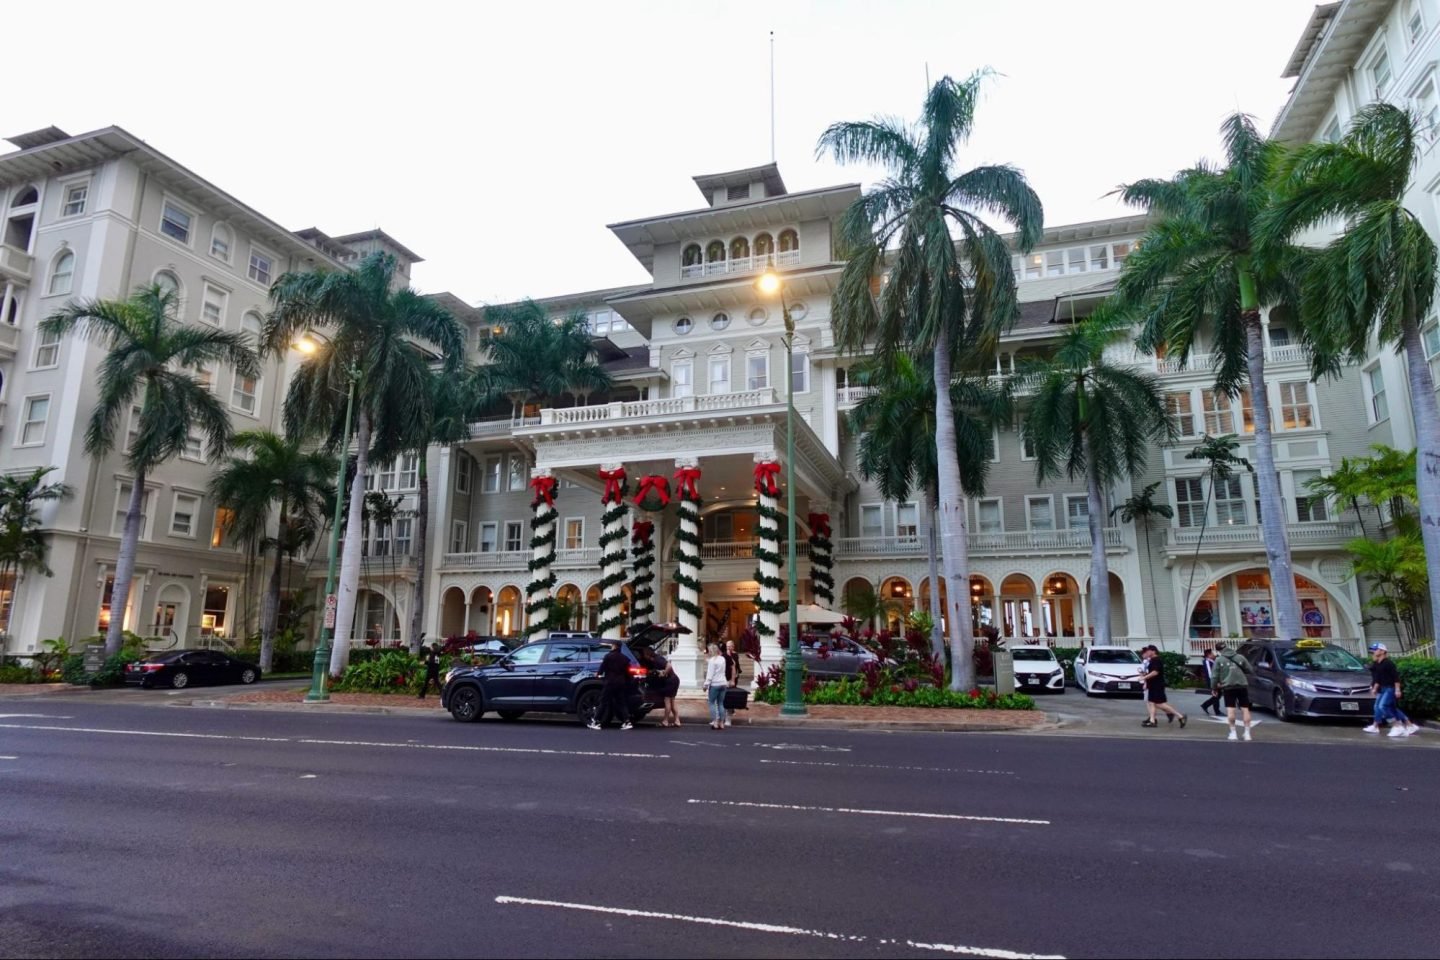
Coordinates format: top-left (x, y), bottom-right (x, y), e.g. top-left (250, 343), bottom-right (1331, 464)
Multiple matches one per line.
top-left (0, 0), bottom-right (1429, 675)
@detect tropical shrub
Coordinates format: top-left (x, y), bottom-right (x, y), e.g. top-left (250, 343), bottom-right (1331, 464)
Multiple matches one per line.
top-left (754, 662), bottom-right (1034, 710)
top-left (332, 649), bottom-right (461, 694)
top-left (0, 663), bottom-right (38, 683)
top-left (1397, 657), bottom-right (1440, 720)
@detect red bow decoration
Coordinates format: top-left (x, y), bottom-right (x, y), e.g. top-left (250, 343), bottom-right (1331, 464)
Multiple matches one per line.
top-left (673, 466), bottom-right (701, 499)
top-left (529, 475), bottom-right (556, 507)
top-left (633, 475), bottom-right (670, 507)
top-left (598, 467), bottom-right (627, 504)
top-left (632, 520), bottom-right (654, 544)
top-left (753, 460), bottom-right (781, 497)
top-left (807, 512), bottom-right (831, 538)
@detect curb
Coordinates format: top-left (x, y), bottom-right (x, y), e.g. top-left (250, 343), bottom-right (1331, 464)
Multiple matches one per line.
top-left (180, 697), bottom-right (1050, 733)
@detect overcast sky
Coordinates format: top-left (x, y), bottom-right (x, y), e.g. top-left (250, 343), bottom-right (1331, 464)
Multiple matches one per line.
top-left (9, 0), bottom-right (1318, 305)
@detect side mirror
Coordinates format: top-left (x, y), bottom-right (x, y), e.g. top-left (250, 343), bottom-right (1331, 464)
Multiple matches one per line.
top-left (500, 659), bottom-right (515, 671)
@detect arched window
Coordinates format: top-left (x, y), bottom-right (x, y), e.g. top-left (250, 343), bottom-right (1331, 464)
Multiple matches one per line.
top-left (753, 232), bottom-right (774, 257)
top-left (47, 250), bottom-right (74, 296)
top-left (674, 316), bottom-right (694, 335)
top-left (778, 229), bottom-right (799, 254)
top-left (11, 186), bottom-right (38, 208)
top-left (682, 244), bottom-right (702, 267)
top-left (154, 270), bottom-right (182, 315)
top-left (705, 240), bottom-right (726, 263)
top-left (209, 222), bottom-right (233, 262)
top-left (730, 236), bottom-right (750, 261)
top-left (710, 312), bottom-right (730, 331)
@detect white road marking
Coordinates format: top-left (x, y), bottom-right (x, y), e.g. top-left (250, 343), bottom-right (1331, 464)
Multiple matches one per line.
top-left (0, 724), bottom-right (669, 760)
top-left (494, 895), bottom-right (1065, 959)
top-left (299, 774), bottom-right (318, 779)
top-left (0, 714), bottom-right (73, 719)
top-left (668, 739), bottom-right (728, 748)
top-left (760, 758), bottom-right (1014, 776)
top-left (297, 738), bottom-right (668, 760)
top-left (1203, 716), bottom-right (1264, 726)
top-left (687, 798), bottom-right (1049, 826)
top-left (0, 755), bottom-right (17, 760)
top-left (753, 742), bottom-right (852, 752)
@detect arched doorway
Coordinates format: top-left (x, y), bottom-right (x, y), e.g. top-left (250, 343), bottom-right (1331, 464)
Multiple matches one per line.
top-left (1041, 573), bottom-right (1080, 640)
top-left (440, 586), bottom-right (466, 638)
top-left (151, 582), bottom-right (189, 646)
top-left (968, 575), bottom-right (995, 634)
top-left (554, 583), bottom-right (583, 630)
top-left (1000, 574), bottom-right (1038, 639)
top-left (495, 585), bottom-right (522, 638)
top-left (880, 576), bottom-right (913, 631)
top-left (1186, 569), bottom-right (1352, 642)
top-left (841, 577), bottom-right (874, 626)
top-left (584, 584), bottom-right (602, 633)
top-left (468, 586), bottom-right (493, 635)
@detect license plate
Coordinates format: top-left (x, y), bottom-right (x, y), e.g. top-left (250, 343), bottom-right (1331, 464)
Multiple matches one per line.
top-left (1341, 701), bottom-right (1359, 711)
top-left (1117, 682), bottom-right (1134, 690)
top-left (1026, 678), bottom-right (1039, 685)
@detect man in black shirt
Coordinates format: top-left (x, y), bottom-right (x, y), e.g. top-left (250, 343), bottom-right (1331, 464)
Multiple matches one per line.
top-left (589, 640), bottom-right (633, 731)
top-left (1366, 642), bottom-right (1416, 738)
top-left (418, 642), bottom-right (442, 699)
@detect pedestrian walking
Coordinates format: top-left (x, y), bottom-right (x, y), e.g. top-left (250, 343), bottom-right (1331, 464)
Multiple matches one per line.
top-left (417, 642), bottom-right (442, 699)
top-left (1212, 642), bottom-right (1254, 741)
top-left (657, 652), bottom-right (681, 727)
top-left (1199, 648), bottom-right (1223, 717)
top-left (589, 639), bottom-right (633, 731)
top-left (1364, 642), bottom-right (1418, 738)
top-left (723, 639), bottom-right (743, 728)
top-left (704, 642), bottom-right (729, 730)
top-left (1138, 645), bottom-right (1186, 728)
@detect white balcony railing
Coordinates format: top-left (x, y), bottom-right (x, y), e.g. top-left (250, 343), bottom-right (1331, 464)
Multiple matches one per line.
top-left (536, 388), bottom-right (779, 426)
top-left (1155, 344), bottom-right (1307, 374)
top-left (441, 547), bottom-right (601, 570)
top-left (836, 386), bottom-right (875, 406)
top-left (1166, 520), bottom-right (1357, 547)
top-left (0, 244), bottom-right (33, 282)
top-left (834, 528), bottom-right (1122, 557)
top-left (0, 322), bottom-right (18, 357)
top-left (668, 539), bottom-right (813, 560)
top-left (680, 248), bottom-right (801, 280)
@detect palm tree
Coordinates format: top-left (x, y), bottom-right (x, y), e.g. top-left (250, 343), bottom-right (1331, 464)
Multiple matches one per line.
top-left (474, 300), bottom-right (611, 419)
top-left (1110, 482), bottom-right (1173, 646)
top-left (1023, 315), bottom-right (1171, 645)
top-left (1263, 102), bottom-right (1440, 643)
top-left (209, 431), bottom-right (334, 671)
top-left (849, 353), bottom-right (1010, 658)
top-left (821, 72), bottom-right (1044, 690)
top-left (44, 285), bottom-right (258, 656)
top-left (1179, 434), bottom-right (1253, 636)
top-left (0, 467), bottom-right (71, 637)
top-left (400, 370), bottom-right (475, 654)
top-left (840, 581), bottom-right (899, 632)
top-left (263, 252), bottom-right (464, 675)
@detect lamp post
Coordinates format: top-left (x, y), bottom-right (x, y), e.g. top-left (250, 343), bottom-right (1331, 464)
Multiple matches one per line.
top-left (296, 333), bottom-right (359, 704)
top-left (758, 264), bottom-right (806, 717)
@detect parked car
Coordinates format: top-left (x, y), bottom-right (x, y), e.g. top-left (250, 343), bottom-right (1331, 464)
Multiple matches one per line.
top-left (799, 633), bottom-right (881, 678)
top-left (461, 636), bottom-right (519, 657)
top-left (124, 649), bottom-right (262, 689)
top-left (1236, 638), bottom-right (1376, 721)
top-left (1010, 645), bottom-right (1065, 694)
top-left (441, 622), bottom-right (686, 725)
top-left (1072, 646), bottom-right (1144, 696)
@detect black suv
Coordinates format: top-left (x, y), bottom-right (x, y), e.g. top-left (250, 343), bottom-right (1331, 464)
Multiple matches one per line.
top-left (441, 622), bottom-right (686, 725)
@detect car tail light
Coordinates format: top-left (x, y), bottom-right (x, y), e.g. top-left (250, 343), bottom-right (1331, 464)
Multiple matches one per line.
top-left (628, 665), bottom-right (648, 677)
top-left (140, 663), bottom-right (165, 672)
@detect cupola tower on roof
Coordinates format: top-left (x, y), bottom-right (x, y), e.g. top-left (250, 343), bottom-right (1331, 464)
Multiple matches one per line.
top-left (691, 163), bottom-right (788, 208)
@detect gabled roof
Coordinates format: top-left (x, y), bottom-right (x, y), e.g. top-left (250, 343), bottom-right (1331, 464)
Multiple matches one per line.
top-left (1272, 0), bottom-right (1395, 144)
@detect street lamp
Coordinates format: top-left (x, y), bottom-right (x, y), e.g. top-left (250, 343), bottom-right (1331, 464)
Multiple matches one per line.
top-left (757, 263), bottom-right (806, 717)
top-left (294, 332), bottom-right (359, 703)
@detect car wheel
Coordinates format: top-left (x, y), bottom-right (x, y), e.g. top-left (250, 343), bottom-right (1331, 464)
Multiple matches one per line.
top-left (171, 671), bottom-right (189, 690)
top-left (497, 710), bottom-right (524, 721)
top-left (239, 668), bottom-right (258, 685)
top-left (1273, 690), bottom-right (1291, 722)
top-left (449, 686), bottom-right (483, 722)
top-left (576, 688), bottom-right (601, 726)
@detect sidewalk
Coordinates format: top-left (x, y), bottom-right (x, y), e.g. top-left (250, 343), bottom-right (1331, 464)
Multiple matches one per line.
top-left (193, 683), bottom-right (1051, 732)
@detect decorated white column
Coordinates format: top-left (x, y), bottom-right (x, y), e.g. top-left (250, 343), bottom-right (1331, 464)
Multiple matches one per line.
top-left (524, 470), bottom-right (557, 638)
top-left (670, 458), bottom-right (705, 687)
top-left (596, 463), bottom-right (629, 639)
top-left (629, 473), bottom-right (668, 629)
top-left (807, 509), bottom-right (834, 609)
top-left (752, 453), bottom-right (787, 673)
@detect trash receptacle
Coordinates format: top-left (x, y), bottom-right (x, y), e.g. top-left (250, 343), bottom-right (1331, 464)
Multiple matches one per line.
top-left (991, 649), bottom-right (1013, 695)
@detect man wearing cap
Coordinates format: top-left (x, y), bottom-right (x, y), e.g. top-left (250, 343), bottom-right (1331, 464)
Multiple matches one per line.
top-left (1365, 642), bottom-right (1418, 738)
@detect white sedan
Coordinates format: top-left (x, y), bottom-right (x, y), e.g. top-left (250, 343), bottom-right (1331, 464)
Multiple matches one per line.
top-left (1073, 646), bottom-right (1146, 696)
top-left (1010, 646), bottom-right (1066, 694)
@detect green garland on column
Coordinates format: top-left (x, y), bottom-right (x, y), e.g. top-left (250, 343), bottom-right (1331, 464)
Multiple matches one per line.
top-left (596, 467), bottom-right (629, 635)
top-left (808, 512), bottom-right (834, 607)
top-left (752, 494), bottom-right (787, 636)
top-left (630, 519), bottom-right (656, 627)
top-left (523, 475), bottom-right (558, 638)
top-left (673, 465), bottom-right (704, 621)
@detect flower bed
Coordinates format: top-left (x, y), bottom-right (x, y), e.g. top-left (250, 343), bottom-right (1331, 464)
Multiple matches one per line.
top-left (754, 662), bottom-right (1034, 710)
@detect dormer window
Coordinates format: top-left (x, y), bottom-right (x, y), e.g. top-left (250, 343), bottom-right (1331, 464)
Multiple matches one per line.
top-left (778, 229), bottom-right (799, 253)
top-left (727, 184), bottom-right (749, 201)
top-left (682, 244), bottom-right (702, 266)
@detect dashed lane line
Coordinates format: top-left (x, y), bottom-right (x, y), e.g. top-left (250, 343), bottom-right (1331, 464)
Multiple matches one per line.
top-left (759, 758), bottom-right (1015, 775)
top-left (687, 798), bottom-right (1049, 825)
top-left (494, 895), bottom-right (1065, 959)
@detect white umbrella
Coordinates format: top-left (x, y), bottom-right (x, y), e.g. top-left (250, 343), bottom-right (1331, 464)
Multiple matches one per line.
top-left (793, 603), bottom-right (847, 625)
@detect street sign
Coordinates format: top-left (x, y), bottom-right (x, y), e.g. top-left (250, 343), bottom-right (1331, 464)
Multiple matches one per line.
top-left (323, 593), bottom-right (337, 629)
top-left (83, 644), bottom-right (105, 674)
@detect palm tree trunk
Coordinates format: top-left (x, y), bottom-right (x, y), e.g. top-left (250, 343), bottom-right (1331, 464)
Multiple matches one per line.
top-left (409, 453), bottom-right (429, 655)
top-left (924, 493), bottom-right (944, 660)
top-left (259, 524), bottom-right (284, 674)
top-left (1400, 315), bottom-right (1440, 643)
top-left (931, 332), bottom-right (976, 690)
top-left (1083, 430), bottom-right (1111, 645)
top-left (105, 467), bottom-right (148, 657)
top-left (330, 409), bottom-right (371, 676)
top-left (1244, 316), bottom-right (1302, 643)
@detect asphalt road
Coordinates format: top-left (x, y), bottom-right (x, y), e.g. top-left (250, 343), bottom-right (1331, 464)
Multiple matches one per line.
top-left (1, 699), bottom-right (1437, 960)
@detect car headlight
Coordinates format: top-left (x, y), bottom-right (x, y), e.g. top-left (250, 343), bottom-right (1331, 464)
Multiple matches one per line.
top-left (1286, 677), bottom-right (1316, 693)
top-left (1049, 669), bottom-right (1063, 678)
top-left (444, 667), bottom-right (463, 684)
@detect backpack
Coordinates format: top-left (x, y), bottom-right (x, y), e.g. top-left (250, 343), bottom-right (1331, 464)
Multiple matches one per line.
top-left (1214, 652), bottom-right (1251, 688)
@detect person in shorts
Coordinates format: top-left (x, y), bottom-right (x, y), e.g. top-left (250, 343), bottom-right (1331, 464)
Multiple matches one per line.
top-left (1212, 642), bottom-right (1253, 741)
top-left (1138, 645), bottom-right (1186, 729)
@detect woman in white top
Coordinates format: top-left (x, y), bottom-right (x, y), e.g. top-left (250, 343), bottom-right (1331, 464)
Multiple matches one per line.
top-left (704, 642), bottom-right (729, 730)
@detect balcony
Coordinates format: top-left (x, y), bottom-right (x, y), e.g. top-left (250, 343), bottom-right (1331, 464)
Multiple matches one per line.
top-left (1165, 520), bottom-right (1357, 550)
top-left (668, 539), bottom-right (813, 561)
top-left (834, 528), bottom-right (1123, 558)
top-left (680, 248), bottom-right (800, 280)
top-left (0, 244), bottom-right (32, 283)
top-left (1155, 343), bottom-right (1307, 374)
top-left (536, 388), bottom-right (779, 427)
top-left (836, 386), bottom-right (874, 407)
top-left (441, 547), bottom-right (601, 571)
top-left (0, 322), bottom-right (17, 358)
